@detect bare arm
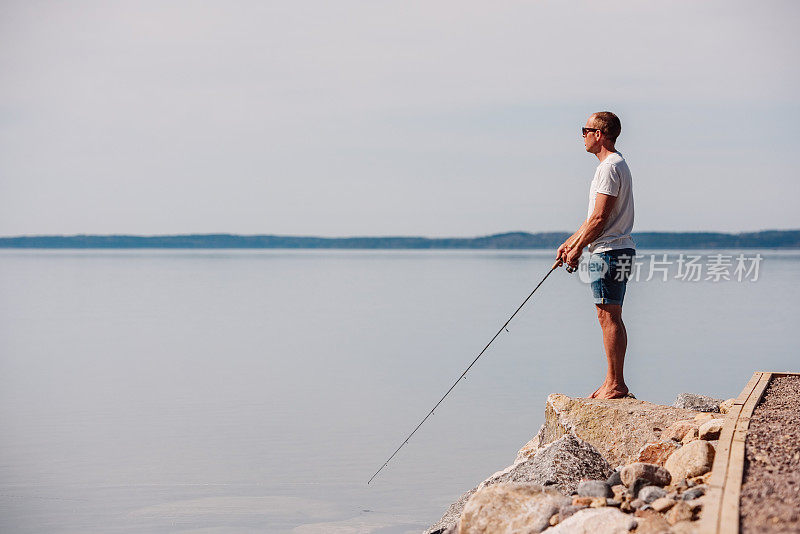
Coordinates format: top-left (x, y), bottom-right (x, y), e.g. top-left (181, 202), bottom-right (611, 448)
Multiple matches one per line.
top-left (557, 221), bottom-right (589, 258)
top-left (573, 193), bottom-right (616, 250)
top-left (558, 193), bottom-right (617, 266)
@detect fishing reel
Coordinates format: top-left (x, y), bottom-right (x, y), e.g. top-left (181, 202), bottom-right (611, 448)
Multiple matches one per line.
top-left (553, 258), bottom-right (578, 273)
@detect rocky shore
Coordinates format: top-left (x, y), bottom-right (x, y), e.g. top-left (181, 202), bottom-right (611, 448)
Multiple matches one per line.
top-left (425, 392), bottom-right (733, 534)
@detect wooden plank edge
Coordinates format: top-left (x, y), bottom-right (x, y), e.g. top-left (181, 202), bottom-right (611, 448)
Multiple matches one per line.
top-left (739, 373), bottom-right (771, 420)
top-left (702, 372), bottom-right (773, 533)
top-left (700, 398), bottom-right (744, 533)
top-left (733, 372), bottom-right (762, 405)
top-left (708, 403), bottom-right (741, 486)
top-left (716, 372), bottom-right (773, 534)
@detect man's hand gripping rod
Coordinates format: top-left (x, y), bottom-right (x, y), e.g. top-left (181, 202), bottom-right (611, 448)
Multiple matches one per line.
top-left (367, 253), bottom-right (577, 485)
top-left (560, 231), bottom-right (584, 273)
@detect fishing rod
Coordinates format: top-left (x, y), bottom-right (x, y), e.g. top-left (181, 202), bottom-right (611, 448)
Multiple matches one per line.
top-left (367, 256), bottom-right (576, 485)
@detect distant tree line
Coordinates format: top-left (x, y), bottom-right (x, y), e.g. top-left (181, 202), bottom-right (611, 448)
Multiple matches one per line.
top-left (1, 230), bottom-right (798, 249)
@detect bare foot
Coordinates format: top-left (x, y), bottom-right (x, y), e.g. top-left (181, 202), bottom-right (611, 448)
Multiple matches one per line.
top-left (594, 386), bottom-right (630, 399)
top-left (588, 382), bottom-right (609, 399)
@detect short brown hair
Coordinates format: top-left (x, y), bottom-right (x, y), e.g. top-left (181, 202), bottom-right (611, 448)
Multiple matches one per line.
top-left (592, 111), bottom-right (621, 142)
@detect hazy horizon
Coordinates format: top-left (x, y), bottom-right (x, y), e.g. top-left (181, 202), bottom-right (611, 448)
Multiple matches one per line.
top-left (2, 227), bottom-right (800, 240)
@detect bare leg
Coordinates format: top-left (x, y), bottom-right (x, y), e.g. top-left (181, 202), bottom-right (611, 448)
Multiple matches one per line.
top-left (589, 304), bottom-right (629, 399)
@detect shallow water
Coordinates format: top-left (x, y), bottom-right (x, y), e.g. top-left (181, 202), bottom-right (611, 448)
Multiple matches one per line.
top-left (0, 249), bottom-right (797, 532)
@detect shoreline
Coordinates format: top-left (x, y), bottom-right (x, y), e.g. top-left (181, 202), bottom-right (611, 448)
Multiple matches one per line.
top-left (425, 392), bottom-right (733, 534)
top-left (1, 230), bottom-right (799, 249)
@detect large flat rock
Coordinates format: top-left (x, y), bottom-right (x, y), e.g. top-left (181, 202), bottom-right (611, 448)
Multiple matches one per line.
top-left (532, 394), bottom-right (701, 467)
top-left (458, 483), bottom-right (570, 534)
top-left (545, 507), bottom-right (638, 533)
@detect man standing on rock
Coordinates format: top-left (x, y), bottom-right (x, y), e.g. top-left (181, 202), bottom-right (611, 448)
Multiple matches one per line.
top-left (557, 111), bottom-right (636, 400)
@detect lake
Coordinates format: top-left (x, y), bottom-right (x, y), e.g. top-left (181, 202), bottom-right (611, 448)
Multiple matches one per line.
top-left (0, 249), bottom-right (797, 533)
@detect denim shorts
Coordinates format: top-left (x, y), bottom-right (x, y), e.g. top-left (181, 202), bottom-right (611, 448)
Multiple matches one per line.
top-left (588, 248), bottom-right (636, 306)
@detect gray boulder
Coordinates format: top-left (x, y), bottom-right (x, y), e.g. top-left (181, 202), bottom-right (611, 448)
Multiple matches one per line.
top-left (424, 434), bottom-right (611, 533)
top-left (485, 434), bottom-right (613, 495)
top-left (673, 393), bottom-right (722, 413)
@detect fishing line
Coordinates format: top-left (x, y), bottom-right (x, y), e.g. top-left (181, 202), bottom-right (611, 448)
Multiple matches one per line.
top-left (368, 258), bottom-right (571, 484)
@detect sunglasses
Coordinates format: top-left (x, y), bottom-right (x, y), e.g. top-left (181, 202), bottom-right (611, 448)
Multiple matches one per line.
top-left (582, 127), bottom-right (601, 136)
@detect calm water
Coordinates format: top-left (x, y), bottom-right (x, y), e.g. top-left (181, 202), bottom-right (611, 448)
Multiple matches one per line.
top-left (0, 249), bottom-right (797, 533)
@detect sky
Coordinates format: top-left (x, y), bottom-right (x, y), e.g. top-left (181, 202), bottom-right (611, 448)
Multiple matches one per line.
top-left (1, 1), bottom-right (798, 237)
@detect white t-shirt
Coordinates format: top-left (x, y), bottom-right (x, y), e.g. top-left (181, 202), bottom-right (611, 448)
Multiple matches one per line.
top-left (586, 152), bottom-right (635, 253)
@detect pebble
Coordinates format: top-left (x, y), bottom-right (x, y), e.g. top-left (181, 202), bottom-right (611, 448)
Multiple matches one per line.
top-left (673, 393), bottom-right (722, 412)
top-left (699, 418), bottom-right (725, 440)
top-left (651, 497), bottom-right (676, 512)
top-left (681, 486), bottom-right (706, 501)
top-left (589, 497), bottom-right (607, 508)
top-left (629, 477), bottom-right (651, 500)
top-left (688, 471), bottom-right (713, 485)
top-left (681, 427), bottom-right (699, 444)
top-left (620, 462), bottom-right (672, 487)
top-left (719, 398), bottom-right (735, 414)
top-left (664, 439), bottom-right (715, 482)
top-left (662, 420), bottom-right (699, 442)
top-left (686, 497), bottom-right (705, 511)
top-left (666, 501), bottom-right (694, 524)
top-left (572, 496), bottom-right (605, 508)
top-left (638, 485), bottom-right (667, 503)
top-left (577, 479), bottom-right (613, 498)
top-left (606, 470), bottom-right (622, 487)
top-left (634, 440), bottom-right (681, 466)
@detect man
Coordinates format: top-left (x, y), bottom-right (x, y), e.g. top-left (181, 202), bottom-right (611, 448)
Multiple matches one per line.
top-left (557, 111), bottom-right (636, 400)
